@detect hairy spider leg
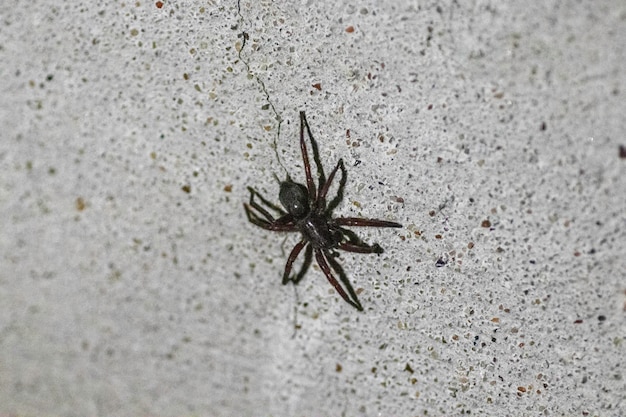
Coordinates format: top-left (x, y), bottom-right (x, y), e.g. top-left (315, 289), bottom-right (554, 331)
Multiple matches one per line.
top-left (292, 244), bottom-right (313, 284)
top-left (338, 241), bottom-right (384, 254)
top-left (317, 159), bottom-right (344, 209)
top-left (244, 187), bottom-right (298, 232)
top-left (282, 240), bottom-right (306, 283)
top-left (336, 227), bottom-right (384, 254)
top-left (244, 189), bottom-right (279, 222)
top-left (314, 249), bottom-right (363, 311)
top-left (325, 158), bottom-right (348, 214)
top-left (336, 217), bottom-right (403, 228)
top-left (299, 112), bottom-right (317, 201)
top-left (300, 111), bottom-right (327, 192)
top-left (246, 187), bottom-right (286, 216)
top-left (335, 217), bottom-right (402, 252)
top-left (325, 252), bottom-right (364, 311)
top-left (244, 204), bottom-right (298, 231)
top-left (282, 242), bottom-right (313, 285)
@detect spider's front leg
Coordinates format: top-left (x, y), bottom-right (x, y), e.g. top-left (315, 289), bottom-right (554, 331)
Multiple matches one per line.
top-left (282, 242), bottom-right (313, 285)
top-left (315, 249), bottom-right (363, 311)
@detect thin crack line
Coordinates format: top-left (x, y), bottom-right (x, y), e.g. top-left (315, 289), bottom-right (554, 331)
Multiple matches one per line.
top-left (235, 1), bottom-right (288, 177)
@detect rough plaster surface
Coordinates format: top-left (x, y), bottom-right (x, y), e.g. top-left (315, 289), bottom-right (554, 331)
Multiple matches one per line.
top-left (1, 1), bottom-right (624, 416)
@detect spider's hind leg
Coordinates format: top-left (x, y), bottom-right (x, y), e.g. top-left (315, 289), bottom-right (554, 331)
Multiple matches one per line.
top-left (244, 187), bottom-right (297, 231)
top-left (247, 186), bottom-right (286, 217)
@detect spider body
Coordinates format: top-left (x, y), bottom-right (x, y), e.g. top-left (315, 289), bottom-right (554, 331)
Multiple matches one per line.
top-left (279, 181), bottom-right (310, 219)
top-left (300, 214), bottom-right (342, 249)
top-left (244, 111), bottom-right (401, 311)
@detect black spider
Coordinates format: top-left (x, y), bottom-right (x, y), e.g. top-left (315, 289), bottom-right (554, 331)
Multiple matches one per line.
top-left (244, 111), bottom-right (402, 311)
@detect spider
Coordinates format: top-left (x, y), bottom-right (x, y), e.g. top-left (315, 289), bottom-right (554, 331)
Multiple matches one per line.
top-left (244, 111), bottom-right (402, 311)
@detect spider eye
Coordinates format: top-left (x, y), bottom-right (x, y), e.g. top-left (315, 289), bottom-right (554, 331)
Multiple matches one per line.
top-left (279, 181), bottom-right (310, 218)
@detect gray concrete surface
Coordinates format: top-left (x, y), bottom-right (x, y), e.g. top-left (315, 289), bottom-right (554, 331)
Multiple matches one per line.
top-left (1, 1), bottom-right (624, 416)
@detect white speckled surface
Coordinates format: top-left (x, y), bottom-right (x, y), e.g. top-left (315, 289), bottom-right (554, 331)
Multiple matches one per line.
top-left (1, 1), bottom-right (624, 416)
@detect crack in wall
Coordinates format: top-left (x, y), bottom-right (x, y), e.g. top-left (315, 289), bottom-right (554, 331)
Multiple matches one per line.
top-left (235, 0), bottom-right (288, 177)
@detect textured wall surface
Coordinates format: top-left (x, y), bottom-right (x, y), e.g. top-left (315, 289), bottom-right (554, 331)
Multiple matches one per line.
top-left (1, 1), bottom-right (624, 416)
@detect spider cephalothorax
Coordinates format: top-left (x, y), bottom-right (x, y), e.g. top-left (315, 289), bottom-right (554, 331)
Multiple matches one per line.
top-left (244, 111), bottom-right (401, 311)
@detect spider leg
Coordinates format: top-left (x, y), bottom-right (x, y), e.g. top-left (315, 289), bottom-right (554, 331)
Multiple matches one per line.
top-left (283, 242), bottom-right (313, 285)
top-left (318, 159), bottom-right (344, 209)
top-left (244, 186), bottom-right (298, 231)
top-left (314, 249), bottom-right (363, 311)
top-left (301, 111), bottom-right (327, 192)
top-left (247, 186), bottom-right (287, 217)
top-left (244, 203), bottom-right (298, 231)
top-left (338, 241), bottom-right (384, 254)
top-left (337, 228), bottom-right (385, 254)
top-left (325, 158), bottom-right (348, 214)
top-left (336, 217), bottom-right (402, 228)
top-left (299, 111), bottom-right (317, 201)
top-left (325, 251), bottom-right (364, 311)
